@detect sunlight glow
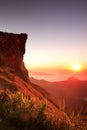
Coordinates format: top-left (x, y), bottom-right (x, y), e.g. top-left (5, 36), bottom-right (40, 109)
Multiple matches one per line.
top-left (72, 63), bottom-right (81, 71)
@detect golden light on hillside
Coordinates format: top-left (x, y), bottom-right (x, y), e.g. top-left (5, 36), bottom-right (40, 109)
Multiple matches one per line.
top-left (72, 63), bottom-right (81, 72)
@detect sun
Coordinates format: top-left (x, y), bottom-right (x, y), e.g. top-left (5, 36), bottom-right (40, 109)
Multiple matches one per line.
top-left (72, 63), bottom-right (81, 72)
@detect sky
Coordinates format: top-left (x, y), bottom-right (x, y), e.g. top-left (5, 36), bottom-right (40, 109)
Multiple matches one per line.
top-left (0, 0), bottom-right (87, 80)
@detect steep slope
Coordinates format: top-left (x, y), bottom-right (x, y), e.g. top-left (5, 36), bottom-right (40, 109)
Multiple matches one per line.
top-left (0, 31), bottom-right (59, 109)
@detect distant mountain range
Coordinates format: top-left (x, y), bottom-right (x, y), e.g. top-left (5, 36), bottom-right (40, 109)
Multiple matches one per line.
top-left (30, 77), bottom-right (87, 111)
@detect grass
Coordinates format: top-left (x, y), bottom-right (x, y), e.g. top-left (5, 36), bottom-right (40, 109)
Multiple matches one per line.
top-left (0, 78), bottom-right (18, 92)
top-left (0, 91), bottom-right (86, 130)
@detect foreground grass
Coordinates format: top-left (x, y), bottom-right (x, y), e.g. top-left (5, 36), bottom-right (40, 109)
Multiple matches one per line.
top-left (0, 92), bottom-right (87, 130)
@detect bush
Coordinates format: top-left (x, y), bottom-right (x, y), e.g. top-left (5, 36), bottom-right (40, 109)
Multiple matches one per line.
top-left (0, 92), bottom-right (86, 130)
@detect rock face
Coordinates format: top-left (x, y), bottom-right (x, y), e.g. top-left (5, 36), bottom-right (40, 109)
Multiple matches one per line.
top-left (0, 31), bottom-right (29, 82)
top-left (0, 31), bottom-right (59, 110)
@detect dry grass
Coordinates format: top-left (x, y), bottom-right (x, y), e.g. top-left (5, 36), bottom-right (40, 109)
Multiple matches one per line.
top-left (0, 91), bottom-right (86, 130)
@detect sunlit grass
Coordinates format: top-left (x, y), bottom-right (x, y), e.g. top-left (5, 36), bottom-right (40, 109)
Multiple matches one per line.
top-left (0, 91), bottom-right (86, 130)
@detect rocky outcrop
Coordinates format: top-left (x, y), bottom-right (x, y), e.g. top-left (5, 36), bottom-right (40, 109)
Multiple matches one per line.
top-left (0, 31), bottom-right (29, 82)
top-left (0, 31), bottom-right (59, 110)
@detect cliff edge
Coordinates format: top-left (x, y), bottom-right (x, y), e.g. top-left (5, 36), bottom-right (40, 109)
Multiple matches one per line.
top-left (0, 32), bottom-right (28, 82)
top-left (0, 31), bottom-right (59, 109)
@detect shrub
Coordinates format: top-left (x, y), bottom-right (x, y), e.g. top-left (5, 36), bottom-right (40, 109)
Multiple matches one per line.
top-left (0, 92), bottom-right (86, 130)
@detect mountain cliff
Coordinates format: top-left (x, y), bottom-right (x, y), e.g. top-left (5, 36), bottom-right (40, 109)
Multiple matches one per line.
top-left (0, 31), bottom-right (58, 108)
top-left (0, 31), bottom-right (28, 82)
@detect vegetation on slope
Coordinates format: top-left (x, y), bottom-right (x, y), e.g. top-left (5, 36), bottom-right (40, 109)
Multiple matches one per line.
top-left (0, 91), bottom-right (87, 130)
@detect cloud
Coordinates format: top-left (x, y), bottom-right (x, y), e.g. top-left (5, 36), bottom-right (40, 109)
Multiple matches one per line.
top-left (29, 71), bottom-right (53, 76)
